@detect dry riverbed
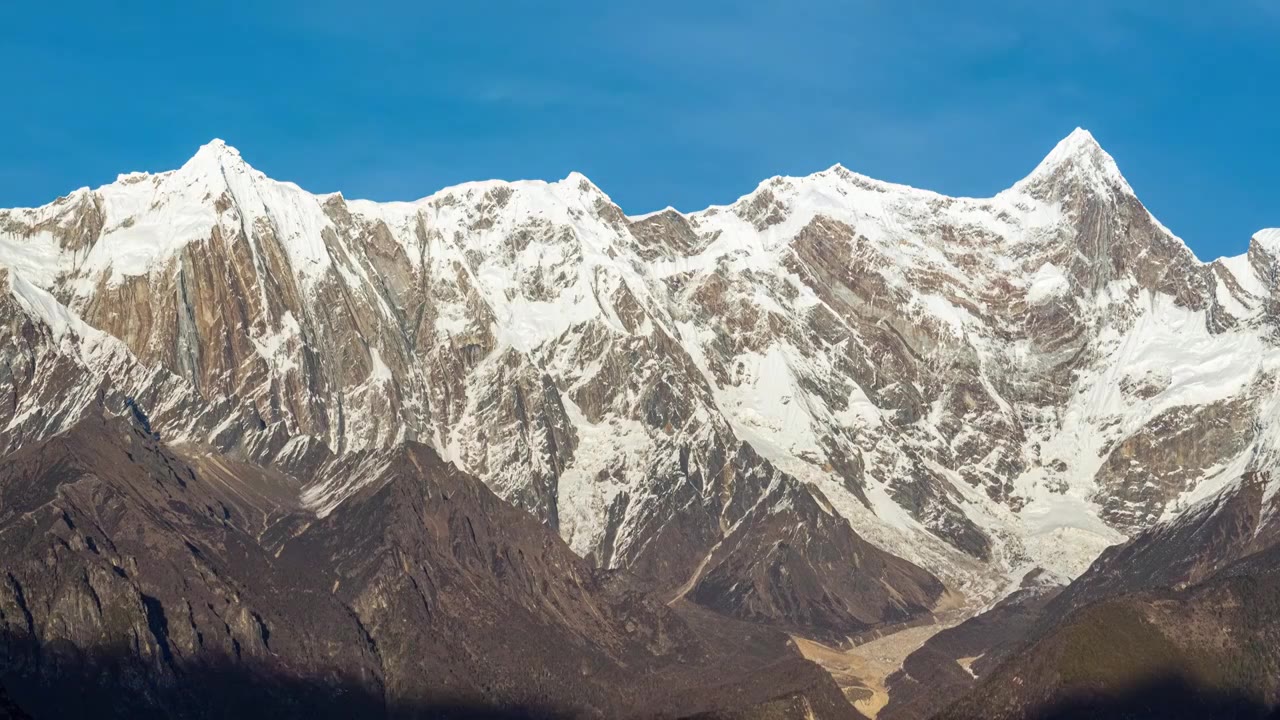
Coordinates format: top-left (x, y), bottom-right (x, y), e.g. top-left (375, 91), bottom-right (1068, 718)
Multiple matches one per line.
top-left (792, 593), bottom-right (973, 718)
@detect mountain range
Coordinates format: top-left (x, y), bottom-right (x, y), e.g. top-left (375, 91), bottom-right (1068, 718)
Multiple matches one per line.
top-left (1, 129), bottom-right (1278, 718)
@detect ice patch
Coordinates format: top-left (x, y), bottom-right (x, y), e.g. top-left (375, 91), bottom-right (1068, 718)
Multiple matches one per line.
top-left (1026, 262), bottom-right (1069, 303)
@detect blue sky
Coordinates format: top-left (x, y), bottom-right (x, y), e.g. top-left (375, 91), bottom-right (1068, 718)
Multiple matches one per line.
top-left (1, 1), bottom-right (1274, 259)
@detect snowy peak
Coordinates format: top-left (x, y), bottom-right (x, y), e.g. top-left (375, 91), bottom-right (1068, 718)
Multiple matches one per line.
top-left (178, 138), bottom-right (257, 184)
top-left (186, 137), bottom-right (245, 165)
top-left (1253, 228), bottom-right (1280, 255)
top-left (1050, 126), bottom-right (1104, 156)
top-left (1012, 127), bottom-right (1133, 200)
top-left (1033, 127), bottom-right (1109, 173)
top-left (561, 170), bottom-right (600, 193)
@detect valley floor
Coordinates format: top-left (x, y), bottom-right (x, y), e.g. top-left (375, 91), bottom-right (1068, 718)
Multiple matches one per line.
top-left (793, 592), bottom-right (974, 718)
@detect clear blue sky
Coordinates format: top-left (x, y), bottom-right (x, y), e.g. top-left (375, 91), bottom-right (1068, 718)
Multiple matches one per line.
top-left (1, 1), bottom-right (1274, 259)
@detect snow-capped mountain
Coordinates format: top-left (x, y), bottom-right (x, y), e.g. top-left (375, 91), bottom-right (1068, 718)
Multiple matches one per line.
top-left (2, 128), bottom-right (1277, 624)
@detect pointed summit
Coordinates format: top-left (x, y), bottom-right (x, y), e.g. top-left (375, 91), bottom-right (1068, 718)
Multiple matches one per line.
top-left (1053, 127), bottom-right (1104, 153)
top-left (561, 170), bottom-right (600, 193)
top-left (180, 138), bottom-right (252, 178)
top-left (1011, 127), bottom-right (1133, 199)
top-left (1033, 128), bottom-right (1109, 173)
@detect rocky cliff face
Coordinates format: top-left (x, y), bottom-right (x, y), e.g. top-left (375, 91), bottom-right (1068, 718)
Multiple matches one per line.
top-left (1, 129), bottom-right (1279, 715)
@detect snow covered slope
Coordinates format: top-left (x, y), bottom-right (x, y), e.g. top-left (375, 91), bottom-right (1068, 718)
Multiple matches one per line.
top-left (1, 129), bottom-right (1276, 616)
